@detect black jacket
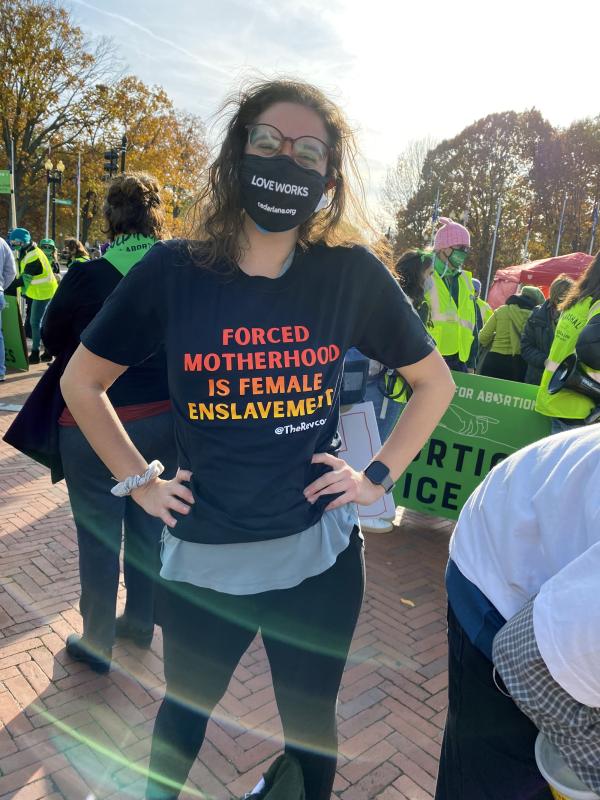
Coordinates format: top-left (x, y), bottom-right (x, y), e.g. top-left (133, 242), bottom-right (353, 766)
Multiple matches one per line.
top-left (520, 300), bottom-right (557, 385)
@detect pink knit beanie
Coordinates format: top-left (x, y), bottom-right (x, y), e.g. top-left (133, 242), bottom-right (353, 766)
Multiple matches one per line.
top-left (433, 217), bottom-right (471, 251)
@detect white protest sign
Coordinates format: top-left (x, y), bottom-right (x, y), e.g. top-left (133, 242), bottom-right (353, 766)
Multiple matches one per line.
top-left (339, 401), bottom-right (396, 519)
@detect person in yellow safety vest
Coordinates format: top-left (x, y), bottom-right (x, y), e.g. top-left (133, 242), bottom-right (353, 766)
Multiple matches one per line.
top-left (426, 217), bottom-right (478, 373)
top-left (64, 238), bottom-right (89, 269)
top-left (7, 227), bottom-right (57, 364)
top-left (386, 249), bottom-right (435, 405)
top-left (536, 250), bottom-right (600, 434)
top-left (472, 277), bottom-right (493, 328)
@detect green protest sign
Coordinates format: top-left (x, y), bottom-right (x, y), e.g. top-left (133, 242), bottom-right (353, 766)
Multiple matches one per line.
top-left (0, 170), bottom-right (10, 194)
top-left (1, 295), bottom-right (29, 371)
top-left (393, 371), bottom-right (551, 520)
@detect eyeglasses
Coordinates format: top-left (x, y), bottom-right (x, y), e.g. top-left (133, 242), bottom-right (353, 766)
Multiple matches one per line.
top-left (246, 123), bottom-right (330, 169)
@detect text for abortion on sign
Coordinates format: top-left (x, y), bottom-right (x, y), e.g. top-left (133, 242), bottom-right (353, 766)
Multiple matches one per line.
top-left (393, 372), bottom-right (551, 520)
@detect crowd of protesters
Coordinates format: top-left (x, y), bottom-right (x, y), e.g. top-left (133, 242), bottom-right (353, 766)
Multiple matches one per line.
top-left (1, 76), bottom-right (600, 800)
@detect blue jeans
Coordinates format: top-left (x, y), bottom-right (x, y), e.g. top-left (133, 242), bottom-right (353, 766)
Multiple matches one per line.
top-left (365, 378), bottom-right (402, 444)
top-left (550, 418), bottom-right (584, 435)
top-left (59, 411), bottom-right (177, 653)
top-left (0, 293), bottom-right (6, 377)
top-left (30, 298), bottom-right (50, 351)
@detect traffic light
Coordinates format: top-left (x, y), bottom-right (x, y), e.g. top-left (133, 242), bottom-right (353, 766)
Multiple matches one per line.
top-left (103, 148), bottom-right (119, 177)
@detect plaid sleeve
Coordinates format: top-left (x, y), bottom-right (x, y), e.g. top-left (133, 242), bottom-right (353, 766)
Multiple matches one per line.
top-left (493, 598), bottom-right (600, 794)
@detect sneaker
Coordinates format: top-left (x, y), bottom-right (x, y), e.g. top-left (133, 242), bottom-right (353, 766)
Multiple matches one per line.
top-left (40, 351), bottom-right (53, 362)
top-left (115, 615), bottom-right (154, 649)
top-left (65, 634), bottom-right (111, 674)
top-left (359, 517), bottom-right (395, 533)
top-left (28, 350), bottom-right (40, 365)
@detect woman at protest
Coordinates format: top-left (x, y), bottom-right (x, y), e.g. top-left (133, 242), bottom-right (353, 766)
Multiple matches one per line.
top-left (395, 248), bottom-right (434, 325)
top-left (357, 248), bottom-right (436, 533)
top-left (536, 252), bottom-right (600, 433)
top-left (39, 238), bottom-right (62, 279)
top-left (520, 274), bottom-right (573, 385)
top-left (64, 237), bottom-right (89, 269)
top-left (43, 173), bottom-right (177, 673)
top-left (478, 285), bottom-right (544, 381)
top-left (7, 227), bottom-right (57, 364)
top-left (60, 79), bottom-right (454, 800)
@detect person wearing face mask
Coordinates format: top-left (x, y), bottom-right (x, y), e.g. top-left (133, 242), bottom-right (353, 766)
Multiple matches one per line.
top-left (426, 217), bottom-right (478, 373)
top-left (379, 249), bottom-right (435, 409)
top-left (39, 238), bottom-right (62, 279)
top-left (353, 249), bottom-right (436, 534)
top-left (7, 227), bottom-right (57, 364)
top-left (60, 78), bottom-right (454, 800)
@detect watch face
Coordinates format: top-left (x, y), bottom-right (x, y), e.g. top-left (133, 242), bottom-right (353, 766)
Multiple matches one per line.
top-left (365, 460), bottom-right (390, 485)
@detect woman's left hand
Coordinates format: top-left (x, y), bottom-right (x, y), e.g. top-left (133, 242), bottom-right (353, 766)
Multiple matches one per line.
top-left (304, 452), bottom-right (385, 511)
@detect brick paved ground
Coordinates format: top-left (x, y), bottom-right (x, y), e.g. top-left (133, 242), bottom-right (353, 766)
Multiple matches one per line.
top-left (0, 366), bottom-right (453, 800)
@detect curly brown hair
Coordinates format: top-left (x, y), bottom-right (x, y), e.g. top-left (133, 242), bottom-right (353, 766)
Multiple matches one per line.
top-left (103, 172), bottom-right (165, 240)
top-left (560, 251), bottom-right (600, 311)
top-left (64, 238), bottom-right (89, 260)
top-left (395, 249), bottom-right (433, 309)
top-left (188, 78), bottom-right (369, 269)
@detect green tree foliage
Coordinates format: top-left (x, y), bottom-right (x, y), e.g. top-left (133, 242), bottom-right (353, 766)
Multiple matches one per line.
top-left (390, 110), bottom-right (600, 284)
top-left (0, 0), bottom-right (208, 242)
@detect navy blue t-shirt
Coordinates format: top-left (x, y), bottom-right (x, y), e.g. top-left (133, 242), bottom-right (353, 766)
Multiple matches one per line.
top-left (42, 255), bottom-right (169, 407)
top-left (82, 240), bottom-right (435, 544)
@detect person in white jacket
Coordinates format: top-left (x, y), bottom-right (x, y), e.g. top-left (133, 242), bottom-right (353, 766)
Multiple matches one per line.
top-left (0, 236), bottom-right (17, 381)
top-left (436, 424), bottom-right (600, 800)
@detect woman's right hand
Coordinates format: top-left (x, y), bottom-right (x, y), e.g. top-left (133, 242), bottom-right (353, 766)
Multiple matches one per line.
top-left (131, 468), bottom-right (195, 526)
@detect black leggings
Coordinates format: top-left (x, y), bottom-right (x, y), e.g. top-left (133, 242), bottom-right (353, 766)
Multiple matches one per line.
top-left (480, 352), bottom-right (526, 382)
top-left (147, 528), bottom-right (365, 800)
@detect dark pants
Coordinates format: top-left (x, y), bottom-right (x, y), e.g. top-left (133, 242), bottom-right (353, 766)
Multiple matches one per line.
top-left (24, 295), bottom-right (32, 338)
top-left (435, 606), bottom-right (552, 800)
top-left (147, 529), bottom-right (365, 800)
top-left (444, 354), bottom-right (469, 373)
top-left (480, 351), bottom-right (526, 382)
top-left (59, 411), bottom-right (177, 654)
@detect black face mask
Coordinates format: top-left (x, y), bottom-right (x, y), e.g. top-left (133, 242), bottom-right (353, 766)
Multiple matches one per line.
top-left (239, 154), bottom-right (327, 233)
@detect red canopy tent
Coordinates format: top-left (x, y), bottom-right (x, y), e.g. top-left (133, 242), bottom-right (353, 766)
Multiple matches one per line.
top-left (487, 252), bottom-right (592, 308)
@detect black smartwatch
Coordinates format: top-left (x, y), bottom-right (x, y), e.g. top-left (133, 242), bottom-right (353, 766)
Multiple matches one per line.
top-left (363, 460), bottom-right (394, 493)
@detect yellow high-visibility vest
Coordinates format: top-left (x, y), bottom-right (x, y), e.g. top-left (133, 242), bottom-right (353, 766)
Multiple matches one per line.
top-left (426, 270), bottom-right (476, 363)
top-left (477, 297), bottom-right (493, 324)
top-left (19, 246), bottom-right (57, 301)
top-left (67, 257), bottom-right (88, 268)
top-left (535, 297), bottom-right (600, 419)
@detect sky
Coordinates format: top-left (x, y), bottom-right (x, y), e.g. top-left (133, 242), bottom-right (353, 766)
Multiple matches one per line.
top-left (67, 0), bottom-right (600, 219)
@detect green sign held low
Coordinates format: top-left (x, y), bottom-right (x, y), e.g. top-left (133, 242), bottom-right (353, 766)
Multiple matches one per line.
top-left (1, 295), bottom-right (29, 371)
top-left (393, 371), bottom-right (551, 521)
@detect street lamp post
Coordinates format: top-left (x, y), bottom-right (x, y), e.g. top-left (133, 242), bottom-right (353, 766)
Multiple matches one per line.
top-left (45, 159), bottom-right (65, 242)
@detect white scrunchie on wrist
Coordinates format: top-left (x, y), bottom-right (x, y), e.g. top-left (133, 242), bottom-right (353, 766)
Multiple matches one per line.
top-left (110, 460), bottom-right (165, 497)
